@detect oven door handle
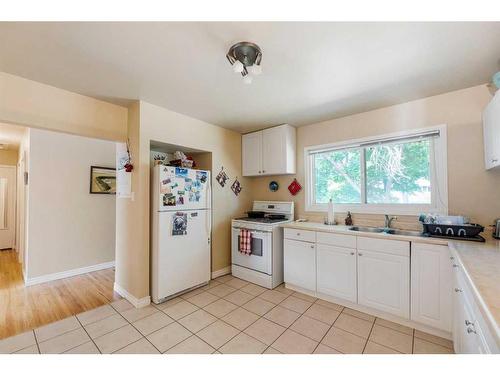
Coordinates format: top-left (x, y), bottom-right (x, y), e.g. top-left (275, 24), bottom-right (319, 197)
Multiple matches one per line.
top-left (232, 227), bottom-right (271, 235)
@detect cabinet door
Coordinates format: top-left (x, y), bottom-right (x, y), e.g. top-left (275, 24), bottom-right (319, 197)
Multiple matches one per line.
top-left (357, 249), bottom-right (410, 319)
top-left (284, 239), bottom-right (316, 292)
top-left (483, 92), bottom-right (500, 169)
top-left (262, 125), bottom-right (296, 175)
top-left (411, 243), bottom-right (452, 332)
top-left (242, 131), bottom-right (263, 176)
top-left (262, 126), bottom-right (286, 175)
top-left (317, 244), bottom-right (357, 303)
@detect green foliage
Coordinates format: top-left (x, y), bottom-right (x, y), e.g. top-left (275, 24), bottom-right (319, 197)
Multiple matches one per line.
top-left (314, 149), bottom-right (361, 203)
top-left (314, 140), bottom-right (431, 204)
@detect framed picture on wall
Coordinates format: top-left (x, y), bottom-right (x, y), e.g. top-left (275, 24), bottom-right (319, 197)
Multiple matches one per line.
top-left (90, 166), bottom-right (116, 194)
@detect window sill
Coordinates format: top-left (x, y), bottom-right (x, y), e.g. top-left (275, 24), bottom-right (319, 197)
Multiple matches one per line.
top-left (306, 203), bottom-right (448, 216)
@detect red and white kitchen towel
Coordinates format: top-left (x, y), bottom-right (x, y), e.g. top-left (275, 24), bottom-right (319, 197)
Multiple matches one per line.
top-left (239, 228), bottom-right (252, 255)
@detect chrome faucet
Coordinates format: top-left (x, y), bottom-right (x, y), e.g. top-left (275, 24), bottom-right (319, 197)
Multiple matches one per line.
top-left (384, 215), bottom-right (398, 229)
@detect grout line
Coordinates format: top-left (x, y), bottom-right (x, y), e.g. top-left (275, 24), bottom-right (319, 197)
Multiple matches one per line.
top-left (360, 319), bottom-right (376, 353)
top-left (310, 305), bottom-right (344, 353)
top-left (412, 328), bottom-right (415, 354)
top-left (75, 312), bottom-right (102, 354)
top-left (33, 330), bottom-right (41, 354)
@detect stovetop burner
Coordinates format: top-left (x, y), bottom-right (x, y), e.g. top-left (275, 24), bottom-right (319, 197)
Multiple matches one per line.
top-left (234, 216), bottom-right (289, 224)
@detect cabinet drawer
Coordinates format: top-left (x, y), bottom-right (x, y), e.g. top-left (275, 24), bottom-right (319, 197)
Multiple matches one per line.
top-left (284, 228), bottom-right (316, 243)
top-left (357, 236), bottom-right (409, 257)
top-left (316, 231), bottom-right (356, 248)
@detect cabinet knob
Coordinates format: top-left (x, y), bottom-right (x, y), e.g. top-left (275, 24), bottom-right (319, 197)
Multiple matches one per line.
top-left (296, 233), bottom-right (300, 236)
top-left (465, 319), bottom-right (474, 326)
top-left (350, 252), bottom-right (355, 255)
top-left (358, 253), bottom-right (363, 256)
top-left (450, 256), bottom-right (454, 260)
top-left (262, 170), bottom-right (266, 173)
top-left (454, 288), bottom-right (463, 293)
top-left (452, 264), bottom-right (459, 268)
top-left (492, 159), bottom-right (498, 163)
top-left (258, 171), bottom-right (262, 174)
top-left (310, 245), bottom-right (315, 249)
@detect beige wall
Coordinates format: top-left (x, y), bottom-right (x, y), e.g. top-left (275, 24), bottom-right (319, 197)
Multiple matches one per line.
top-left (0, 149), bottom-right (18, 166)
top-left (250, 84), bottom-right (498, 228)
top-left (26, 128), bottom-right (116, 280)
top-left (115, 101), bottom-right (251, 300)
top-left (0, 72), bottom-right (128, 142)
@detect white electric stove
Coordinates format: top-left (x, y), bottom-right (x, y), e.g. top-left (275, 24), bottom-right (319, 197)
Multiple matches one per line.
top-left (231, 201), bottom-right (294, 289)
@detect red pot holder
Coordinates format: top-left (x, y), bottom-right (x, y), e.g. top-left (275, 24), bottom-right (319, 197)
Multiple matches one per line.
top-left (288, 178), bottom-right (302, 196)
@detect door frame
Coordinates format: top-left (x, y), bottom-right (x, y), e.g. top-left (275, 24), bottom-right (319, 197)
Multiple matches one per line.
top-left (0, 164), bottom-right (17, 251)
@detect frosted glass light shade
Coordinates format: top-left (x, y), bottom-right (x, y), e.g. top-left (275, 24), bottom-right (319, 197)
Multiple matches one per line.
top-left (249, 64), bottom-right (262, 75)
top-left (232, 60), bottom-right (244, 73)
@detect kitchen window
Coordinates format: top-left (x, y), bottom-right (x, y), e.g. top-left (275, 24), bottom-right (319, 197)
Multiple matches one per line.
top-left (305, 126), bottom-right (448, 215)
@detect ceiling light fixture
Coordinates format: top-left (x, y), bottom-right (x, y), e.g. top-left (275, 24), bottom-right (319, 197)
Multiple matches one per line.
top-left (226, 42), bottom-right (262, 84)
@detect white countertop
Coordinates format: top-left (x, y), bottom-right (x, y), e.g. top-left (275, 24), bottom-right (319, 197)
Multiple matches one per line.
top-left (281, 221), bottom-right (500, 344)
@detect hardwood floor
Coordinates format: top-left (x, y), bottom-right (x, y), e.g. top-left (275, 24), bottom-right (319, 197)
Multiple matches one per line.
top-left (0, 249), bottom-right (120, 339)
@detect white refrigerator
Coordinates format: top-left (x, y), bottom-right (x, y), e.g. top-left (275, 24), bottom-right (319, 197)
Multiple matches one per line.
top-left (151, 165), bottom-right (211, 304)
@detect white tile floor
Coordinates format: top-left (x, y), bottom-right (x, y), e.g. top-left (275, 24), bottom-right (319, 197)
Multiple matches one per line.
top-left (0, 275), bottom-right (454, 354)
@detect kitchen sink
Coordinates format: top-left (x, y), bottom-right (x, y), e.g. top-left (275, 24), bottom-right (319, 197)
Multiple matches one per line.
top-left (348, 226), bottom-right (423, 237)
top-left (348, 226), bottom-right (385, 233)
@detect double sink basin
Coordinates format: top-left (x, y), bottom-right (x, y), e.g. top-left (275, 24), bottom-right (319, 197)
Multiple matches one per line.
top-left (348, 226), bottom-right (423, 237)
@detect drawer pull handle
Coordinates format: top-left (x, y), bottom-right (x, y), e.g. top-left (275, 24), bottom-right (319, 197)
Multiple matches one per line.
top-left (450, 256), bottom-right (454, 260)
top-left (465, 320), bottom-right (474, 326)
top-left (454, 288), bottom-right (463, 293)
top-left (452, 264), bottom-right (459, 268)
top-left (467, 327), bottom-right (477, 334)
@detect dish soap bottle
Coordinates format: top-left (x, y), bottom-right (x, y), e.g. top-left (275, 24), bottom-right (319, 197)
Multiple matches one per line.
top-left (345, 211), bottom-right (353, 226)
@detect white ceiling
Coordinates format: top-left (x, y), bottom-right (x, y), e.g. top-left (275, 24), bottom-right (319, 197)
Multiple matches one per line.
top-left (0, 122), bottom-right (26, 150)
top-left (0, 22), bottom-right (499, 133)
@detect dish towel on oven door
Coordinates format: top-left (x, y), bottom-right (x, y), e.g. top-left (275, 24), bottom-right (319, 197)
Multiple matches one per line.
top-left (239, 228), bottom-right (252, 255)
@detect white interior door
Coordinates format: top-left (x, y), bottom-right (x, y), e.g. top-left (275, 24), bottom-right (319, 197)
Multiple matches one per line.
top-left (155, 209), bottom-right (210, 299)
top-left (0, 166), bottom-right (16, 250)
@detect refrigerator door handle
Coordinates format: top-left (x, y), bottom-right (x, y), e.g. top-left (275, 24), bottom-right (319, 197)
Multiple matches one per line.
top-left (206, 172), bottom-right (212, 242)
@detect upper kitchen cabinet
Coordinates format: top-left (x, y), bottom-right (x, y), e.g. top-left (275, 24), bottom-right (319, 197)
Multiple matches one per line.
top-left (483, 91), bottom-right (500, 170)
top-left (242, 124), bottom-right (296, 176)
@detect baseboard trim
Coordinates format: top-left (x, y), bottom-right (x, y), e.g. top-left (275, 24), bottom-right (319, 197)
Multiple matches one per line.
top-left (211, 266), bottom-right (231, 279)
top-left (113, 282), bottom-right (151, 308)
top-left (25, 261), bottom-right (115, 286)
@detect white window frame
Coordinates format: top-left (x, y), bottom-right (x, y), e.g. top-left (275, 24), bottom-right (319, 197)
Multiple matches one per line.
top-left (304, 125), bottom-right (448, 215)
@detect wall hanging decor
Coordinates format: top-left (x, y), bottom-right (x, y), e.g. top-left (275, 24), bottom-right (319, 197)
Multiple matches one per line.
top-left (288, 178), bottom-right (302, 196)
top-left (123, 139), bottom-right (134, 172)
top-left (216, 167), bottom-right (229, 187)
top-left (269, 181), bottom-right (279, 192)
top-left (231, 177), bottom-right (242, 196)
top-left (90, 166), bottom-right (116, 194)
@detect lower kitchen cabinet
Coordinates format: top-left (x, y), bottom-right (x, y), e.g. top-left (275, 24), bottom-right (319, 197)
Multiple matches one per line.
top-left (451, 260), bottom-right (496, 353)
top-left (411, 243), bottom-right (452, 332)
top-left (316, 243), bottom-right (357, 303)
top-left (284, 238), bottom-right (316, 291)
top-left (357, 249), bottom-right (410, 319)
